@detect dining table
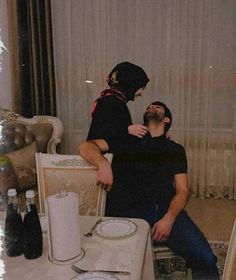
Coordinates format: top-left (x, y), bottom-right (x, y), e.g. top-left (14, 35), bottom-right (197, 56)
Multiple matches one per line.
top-left (0, 213), bottom-right (155, 280)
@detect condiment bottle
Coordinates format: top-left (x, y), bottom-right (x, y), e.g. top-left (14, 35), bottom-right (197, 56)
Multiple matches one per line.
top-left (23, 190), bottom-right (42, 259)
top-left (4, 188), bottom-right (23, 256)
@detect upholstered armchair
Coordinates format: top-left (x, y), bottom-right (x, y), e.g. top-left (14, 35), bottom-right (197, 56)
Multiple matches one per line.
top-left (0, 107), bottom-right (63, 209)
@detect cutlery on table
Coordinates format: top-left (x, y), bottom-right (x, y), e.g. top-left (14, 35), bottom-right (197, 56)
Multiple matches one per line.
top-left (71, 264), bottom-right (130, 275)
top-left (83, 218), bottom-right (103, 237)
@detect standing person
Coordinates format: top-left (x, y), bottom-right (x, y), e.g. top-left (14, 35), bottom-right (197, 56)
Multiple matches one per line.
top-left (78, 101), bottom-right (219, 280)
top-left (87, 61), bottom-right (150, 157)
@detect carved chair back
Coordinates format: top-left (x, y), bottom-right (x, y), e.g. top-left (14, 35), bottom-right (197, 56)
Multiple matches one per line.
top-left (35, 153), bottom-right (113, 216)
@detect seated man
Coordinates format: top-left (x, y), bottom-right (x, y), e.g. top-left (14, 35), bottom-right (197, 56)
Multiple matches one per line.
top-left (78, 101), bottom-right (219, 280)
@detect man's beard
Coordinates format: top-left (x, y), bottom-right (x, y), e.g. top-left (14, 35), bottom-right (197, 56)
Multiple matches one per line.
top-left (143, 111), bottom-right (165, 125)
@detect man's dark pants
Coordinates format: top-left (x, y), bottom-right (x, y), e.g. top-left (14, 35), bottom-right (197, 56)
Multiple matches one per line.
top-left (141, 207), bottom-right (219, 280)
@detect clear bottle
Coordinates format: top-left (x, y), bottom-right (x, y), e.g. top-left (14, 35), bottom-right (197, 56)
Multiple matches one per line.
top-left (4, 188), bottom-right (23, 256)
top-left (23, 190), bottom-right (42, 259)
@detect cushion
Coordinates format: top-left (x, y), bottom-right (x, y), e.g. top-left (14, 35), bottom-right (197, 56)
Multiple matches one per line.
top-left (6, 142), bottom-right (38, 192)
top-left (0, 155), bottom-right (19, 198)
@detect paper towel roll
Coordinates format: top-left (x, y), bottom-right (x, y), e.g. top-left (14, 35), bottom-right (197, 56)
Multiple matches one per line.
top-left (46, 192), bottom-right (81, 262)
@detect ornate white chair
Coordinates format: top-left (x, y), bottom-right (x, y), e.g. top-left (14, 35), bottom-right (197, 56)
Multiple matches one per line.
top-left (0, 108), bottom-right (63, 209)
top-left (222, 217), bottom-right (236, 280)
top-left (35, 153), bottom-right (113, 216)
top-left (153, 244), bottom-right (192, 280)
top-left (0, 107), bottom-right (63, 154)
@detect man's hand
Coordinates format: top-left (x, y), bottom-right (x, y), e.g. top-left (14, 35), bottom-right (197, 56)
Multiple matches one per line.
top-left (151, 214), bottom-right (175, 242)
top-left (128, 124), bottom-right (149, 138)
top-left (97, 160), bottom-right (113, 192)
top-left (152, 174), bottom-right (189, 242)
top-left (78, 139), bottom-right (113, 191)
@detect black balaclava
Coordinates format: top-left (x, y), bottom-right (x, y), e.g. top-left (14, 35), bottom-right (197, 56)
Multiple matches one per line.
top-left (107, 62), bottom-right (149, 101)
top-left (143, 101), bottom-right (172, 133)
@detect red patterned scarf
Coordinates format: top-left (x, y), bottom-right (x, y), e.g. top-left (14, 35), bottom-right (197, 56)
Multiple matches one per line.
top-left (90, 88), bottom-right (127, 118)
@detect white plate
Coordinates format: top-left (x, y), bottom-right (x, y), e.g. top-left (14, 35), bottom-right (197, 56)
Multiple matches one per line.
top-left (73, 271), bottom-right (119, 280)
top-left (94, 218), bottom-right (137, 239)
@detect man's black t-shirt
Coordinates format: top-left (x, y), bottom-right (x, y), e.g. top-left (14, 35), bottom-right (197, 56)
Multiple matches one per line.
top-left (87, 98), bottom-right (187, 223)
top-left (105, 134), bottom-right (188, 222)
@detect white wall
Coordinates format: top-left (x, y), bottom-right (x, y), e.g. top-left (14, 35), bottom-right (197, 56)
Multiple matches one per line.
top-left (0, 0), bottom-right (12, 109)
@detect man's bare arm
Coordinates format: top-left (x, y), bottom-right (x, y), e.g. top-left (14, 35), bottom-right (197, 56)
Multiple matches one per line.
top-left (78, 140), bottom-right (113, 190)
top-left (152, 173), bottom-right (189, 241)
top-left (78, 139), bottom-right (109, 165)
top-left (165, 173), bottom-right (189, 221)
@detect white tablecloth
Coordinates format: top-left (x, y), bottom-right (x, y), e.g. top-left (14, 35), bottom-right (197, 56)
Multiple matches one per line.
top-left (0, 214), bottom-right (155, 280)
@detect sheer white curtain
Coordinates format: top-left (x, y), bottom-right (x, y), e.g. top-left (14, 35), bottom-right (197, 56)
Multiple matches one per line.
top-left (51, 0), bottom-right (236, 199)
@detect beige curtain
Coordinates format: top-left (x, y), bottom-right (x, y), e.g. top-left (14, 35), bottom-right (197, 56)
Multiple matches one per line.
top-left (51, 0), bottom-right (236, 199)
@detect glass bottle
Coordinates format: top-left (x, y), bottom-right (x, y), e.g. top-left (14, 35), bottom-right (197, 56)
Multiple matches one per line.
top-left (23, 190), bottom-right (42, 259)
top-left (4, 188), bottom-right (23, 256)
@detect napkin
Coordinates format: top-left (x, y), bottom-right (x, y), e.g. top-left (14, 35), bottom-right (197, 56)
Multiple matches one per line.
top-left (46, 191), bottom-right (81, 263)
